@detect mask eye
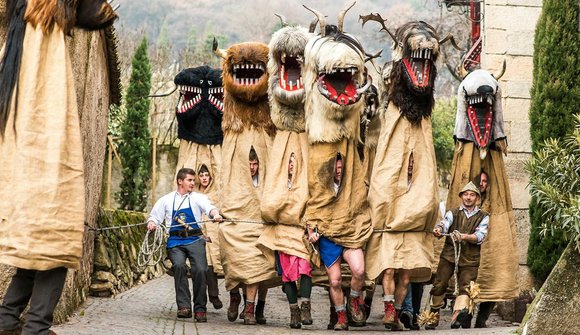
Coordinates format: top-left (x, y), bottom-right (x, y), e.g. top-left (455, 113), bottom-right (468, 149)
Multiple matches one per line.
top-left (208, 80), bottom-right (213, 85)
top-left (199, 80), bottom-right (203, 84)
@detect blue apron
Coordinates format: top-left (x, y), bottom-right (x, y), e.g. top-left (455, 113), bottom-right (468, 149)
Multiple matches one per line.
top-left (167, 193), bottom-right (200, 249)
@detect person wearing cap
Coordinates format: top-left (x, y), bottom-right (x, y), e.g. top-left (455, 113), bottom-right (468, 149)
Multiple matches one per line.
top-left (426, 181), bottom-right (489, 330)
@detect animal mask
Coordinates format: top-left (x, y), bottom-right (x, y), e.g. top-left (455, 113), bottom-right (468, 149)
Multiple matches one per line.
top-left (267, 15), bottom-right (314, 132)
top-left (303, 3), bottom-right (372, 143)
top-left (213, 40), bottom-right (274, 135)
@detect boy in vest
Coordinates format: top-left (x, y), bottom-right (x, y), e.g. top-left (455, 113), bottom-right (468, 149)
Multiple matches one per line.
top-left (426, 181), bottom-right (489, 330)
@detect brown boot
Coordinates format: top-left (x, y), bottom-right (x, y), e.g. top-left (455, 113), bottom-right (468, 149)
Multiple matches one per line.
top-left (300, 300), bottom-right (313, 325)
top-left (289, 304), bottom-right (301, 329)
top-left (243, 301), bottom-right (257, 325)
top-left (382, 301), bottom-right (404, 330)
top-left (334, 309), bottom-right (349, 331)
top-left (227, 293), bottom-right (241, 322)
top-left (347, 296), bottom-right (366, 326)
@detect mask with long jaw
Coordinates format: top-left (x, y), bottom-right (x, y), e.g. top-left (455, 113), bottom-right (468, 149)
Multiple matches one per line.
top-left (214, 41), bottom-right (275, 135)
top-left (267, 17), bottom-right (312, 132)
top-left (303, 4), bottom-right (372, 144)
top-left (456, 69), bottom-right (507, 159)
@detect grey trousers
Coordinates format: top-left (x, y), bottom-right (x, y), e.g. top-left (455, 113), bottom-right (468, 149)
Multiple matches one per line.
top-left (167, 240), bottom-right (208, 312)
top-left (0, 267), bottom-right (67, 335)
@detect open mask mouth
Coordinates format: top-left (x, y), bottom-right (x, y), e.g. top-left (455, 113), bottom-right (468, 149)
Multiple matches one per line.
top-left (317, 68), bottom-right (371, 106)
top-left (466, 94), bottom-right (495, 150)
top-left (403, 48), bottom-right (435, 89)
top-left (176, 85), bottom-right (202, 113)
top-left (279, 52), bottom-right (303, 91)
top-left (208, 87), bottom-right (224, 112)
top-left (233, 62), bottom-right (266, 86)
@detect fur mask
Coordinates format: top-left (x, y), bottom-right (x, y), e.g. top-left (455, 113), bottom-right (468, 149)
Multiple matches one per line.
top-left (214, 41), bottom-right (275, 136)
top-left (173, 66), bottom-right (224, 145)
top-left (303, 4), bottom-right (372, 144)
top-left (455, 69), bottom-right (507, 159)
top-left (267, 19), bottom-right (313, 132)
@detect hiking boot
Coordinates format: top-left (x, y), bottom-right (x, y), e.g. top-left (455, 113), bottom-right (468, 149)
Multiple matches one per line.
top-left (300, 301), bottom-right (313, 325)
top-left (382, 302), bottom-right (403, 330)
top-left (177, 307), bottom-right (192, 318)
top-left (399, 310), bottom-right (414, 329)
top-left (289, 304), bottom-right (301, 329)
top-left (227, 293), bottom-right (241, 322)
top-left (334, 310), bottom-right (349, 331)
top-left (363, 296), bottom-right (373, 321)
top-left (255, 300), bottom-right (267, 324)
top-left (347, 296), bottom-right (366, 326)
top-left (327, 305), bottom-right (338, 330)
top-left (243, 302), bottom-right (257, 325)
top-left (209, 296), bottom-right (223, 310)
top-left (194, 312), bottom-right (207, 323)
top-left (425, 308), bottom-right (440, 330)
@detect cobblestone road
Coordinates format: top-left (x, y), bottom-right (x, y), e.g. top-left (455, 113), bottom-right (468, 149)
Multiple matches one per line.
top-left (53, 275), bottom-right (518, 335)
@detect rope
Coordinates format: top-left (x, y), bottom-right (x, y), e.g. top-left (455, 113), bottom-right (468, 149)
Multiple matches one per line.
top-left (446, 230), bottom-right (462, 296)
top-left (137, 227), bottom-right (165, 268)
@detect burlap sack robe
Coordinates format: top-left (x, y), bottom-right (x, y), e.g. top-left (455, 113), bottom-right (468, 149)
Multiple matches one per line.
top-left (0, 24), bottom-right (85, 270)
top-left (191, 157), bottom-right (223, 275)
top-left (257, 131), bottom-right (310, 262)
top-left (176, 141), bottom-right (221, 182)
top-left (218, 128), bottom-right (278, 290)
top-left (446, 141), bottom-right (518, 301)
top-left (366, 102), bottom-right (438, 282)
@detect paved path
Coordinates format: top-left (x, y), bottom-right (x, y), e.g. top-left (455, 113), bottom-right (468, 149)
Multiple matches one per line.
top-left (54, 275), bottom-right (518, 335)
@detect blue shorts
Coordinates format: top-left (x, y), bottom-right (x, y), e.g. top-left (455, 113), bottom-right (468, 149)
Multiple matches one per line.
top-left (318, 236), bottom-right (343, 268)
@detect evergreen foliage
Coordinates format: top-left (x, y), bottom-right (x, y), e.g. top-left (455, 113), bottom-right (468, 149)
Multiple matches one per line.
top-left (117, 37), bottom-right (152, 211)
top-left (527, 0), bottom-right (580, 283)
top-left (432, 97), bottom-right (456, 180)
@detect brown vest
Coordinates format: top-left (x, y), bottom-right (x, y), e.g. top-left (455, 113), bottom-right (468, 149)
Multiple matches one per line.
top-left (440, 208), bottom-right (488, 267)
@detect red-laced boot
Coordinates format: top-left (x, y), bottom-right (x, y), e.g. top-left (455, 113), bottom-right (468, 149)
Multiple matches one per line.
top-left (348, 296), bottom-right (366, 326)
top-left (334, 309), bottom-right (349, 331)
top-left (382, 301), bottom-right (404, 330)
top-left (243, 301), bottom-right (257, 325)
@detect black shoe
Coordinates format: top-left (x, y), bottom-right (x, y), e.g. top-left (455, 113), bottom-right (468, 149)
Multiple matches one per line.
top-left (177, 307), bottom-right (192, 318)
top-left (458, 310), bottom-right (473, 329)
top-left (209, 296), bottom-right (223, 310)
top-left (399, 310), bottom-right (413, 329)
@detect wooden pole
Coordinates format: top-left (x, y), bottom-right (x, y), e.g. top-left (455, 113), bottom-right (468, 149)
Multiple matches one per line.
top-left (152, 136), bottom-right (157, 205)
top-left (107, 137), bottom-right (113, 208)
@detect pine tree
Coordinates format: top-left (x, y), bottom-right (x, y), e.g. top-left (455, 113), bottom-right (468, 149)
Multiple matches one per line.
top-left (117, 37), bottom-right (152, 211)
top-left (527, 0), bottom-right (580, 283)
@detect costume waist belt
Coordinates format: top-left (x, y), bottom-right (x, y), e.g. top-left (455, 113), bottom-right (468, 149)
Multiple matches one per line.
top-left (169, 228), bottom-right (203, 238)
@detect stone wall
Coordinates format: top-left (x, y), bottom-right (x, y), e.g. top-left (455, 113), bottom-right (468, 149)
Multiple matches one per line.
top-left (482, 0), bottom-right (542, 320)
top-left (90, 209), bottom-right (166, 297)
top-left (0, 4), bottom-right (113, 323)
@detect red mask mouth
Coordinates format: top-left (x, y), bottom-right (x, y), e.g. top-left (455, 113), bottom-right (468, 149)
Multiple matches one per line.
top-left (317, 68), bottom-right (370, 106)
top-left (402, 57), bottom-right (433, 89)
top-left (466, 96), bottom-right (494, 149)
top-left (279, 53), bottom-right (303, 91)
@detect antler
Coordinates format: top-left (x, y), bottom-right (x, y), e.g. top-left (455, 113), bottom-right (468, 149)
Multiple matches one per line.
top-left (212, 37), bottom-right (227, 59)
top-left (337, 1), bottom-right (356, 33)
top-left (493, 60), bottom-right (507, 80)
top-left (148, 86), bottom-right (177, 98)
top-left (364, 49), bottom-right (382, 63)
top-left (360, 13), bottom-right (399, 46)
top-left (439, 33), bottom-right (464, 51)
top-left (308, 17), bottom-right (319, 33)
top-left (303, 4), bottom-right (326, 37)
top-left (274, 13), bottom-right (288, 28)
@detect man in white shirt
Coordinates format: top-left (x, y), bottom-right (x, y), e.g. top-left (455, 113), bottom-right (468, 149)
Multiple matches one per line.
top-left (147, 168), bottom-right (223, 323)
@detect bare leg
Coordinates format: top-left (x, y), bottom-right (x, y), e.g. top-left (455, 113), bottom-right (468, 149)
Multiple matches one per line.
top-left (243, 284), bottom-right (258, 325)
top-left (342, 248), bottom-right (365, 292)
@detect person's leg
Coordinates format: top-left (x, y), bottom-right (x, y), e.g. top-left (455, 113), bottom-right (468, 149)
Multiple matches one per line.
top-left (342, 248), bottom-right (366, 326)
top-left (227, 287), bottom-right (241, 322)
top-left (21, 267), bottom-right (67, 335)
top-left (0, 268), bottom-right (35, 332)
top-left (167, 245), bottom-right (192, 317)
top-left (400, 283), bottom-right (414, 329)
top-left (381, 269), bottom-right (398, 328)
top-left (426, 258), bottom-right (454, 329)
top-left (243, 284), bottom-right (258, 325)
top-left (410, 282), bottom-right (424, 330)
top-left (186, 241), bottom-right (208, 320)
top-left (475, 301), bottom-right (496, 328)
top-left (299, 274), bottom-right (313, 325)
top-left (452, 266), bottom-right (479, 329)
top-left (206, 266), bottom-right (222, 309)
top-left (363, 283), bottom-right (375, 320)
top-left (283, 281), bottom-right (300, 329)
top-left (255, 285), bottom-right (267, 324)
top-left (326, 257), bottom-right (348, 330)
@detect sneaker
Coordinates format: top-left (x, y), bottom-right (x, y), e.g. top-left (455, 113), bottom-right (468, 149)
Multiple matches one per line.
top-left (300, 301), bottom-right (313, 325)
top-left (194, 312), bottom-right (207, 323)
top-left (209, 296), bottom-right (223, 310)
top-left (177, 307), bottom-right (192, 318)
top-left (334, 310), bottom-right (349, 331)
top-left (243, 302), bottom-right (257, 325)
top-left (227, 294), bottom-right (241, 322)
top-left (400, 310), bottom-right (414, 329)
top-left (347, 296), bottom-right (366, 326)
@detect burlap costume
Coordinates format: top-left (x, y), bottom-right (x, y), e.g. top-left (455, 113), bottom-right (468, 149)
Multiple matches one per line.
top-left (447, 69), bottom-right (518, 301)
top-left (366, 102), bottom-right (438, 282)
top-left (214, 41), bottom-right (278, 291)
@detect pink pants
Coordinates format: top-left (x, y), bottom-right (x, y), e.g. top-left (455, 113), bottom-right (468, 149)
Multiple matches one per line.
top-left (278, 252), bottom-right (312, 282)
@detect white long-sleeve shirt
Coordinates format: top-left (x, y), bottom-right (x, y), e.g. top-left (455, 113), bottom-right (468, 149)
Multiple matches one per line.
top-left (147, 191), bottom-right (217, 230)
top-left (439, 205), bottom-right (489, 244)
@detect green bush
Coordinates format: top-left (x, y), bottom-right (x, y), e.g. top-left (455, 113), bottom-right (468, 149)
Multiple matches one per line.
top-left (432, 97), bottom-right (456, 180)
top-left (527, 0), bottom-right (580, 283)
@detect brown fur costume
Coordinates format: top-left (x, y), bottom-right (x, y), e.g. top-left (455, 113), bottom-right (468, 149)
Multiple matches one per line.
top-left (214, 40), bottom-right (278, 290)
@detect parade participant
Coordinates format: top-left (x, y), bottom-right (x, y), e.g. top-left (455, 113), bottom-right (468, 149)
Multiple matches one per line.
top-left (147, 168), bottom-right (223, 323)
top-left (448, 69), bottom-right (518, 328)
top-left (475, 170), bottom-right (489, 210)
top-left (213, 39), bottom-right (278, 325)
top-left (195, 164), bottom-right (223, 310)
top-left (427, 181), bottom-right (489, 329)
top-left (257, 15), bottom-right (315, 329)
top-left (360, 14), bottom-right (459, 330)
top-left (0, 1), bottom-right (116, 334)
top-left (302, 3), bottom-right (373, 330)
